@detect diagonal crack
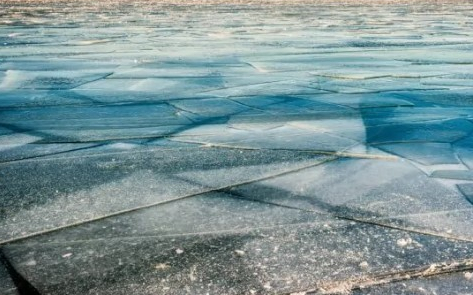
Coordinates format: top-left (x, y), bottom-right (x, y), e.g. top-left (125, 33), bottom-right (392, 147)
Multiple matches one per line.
top-left (224, 190), bottom-right (473, 244)
top-left (0, 155), bottom-right (338, 246)
top-left (0, 143), bottom-right (105, 164)
top-left (300, 257), bottom-right (473, 295)
top-left (180, 142), bottom-right (399, 161)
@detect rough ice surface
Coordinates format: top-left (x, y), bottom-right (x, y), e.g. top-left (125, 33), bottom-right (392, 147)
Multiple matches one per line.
top-left (1, 0), bottom-right (473, 294)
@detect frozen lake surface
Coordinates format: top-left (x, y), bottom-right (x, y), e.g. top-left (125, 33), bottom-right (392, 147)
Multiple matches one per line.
top-left (1, 0), bottom-right (473, 294)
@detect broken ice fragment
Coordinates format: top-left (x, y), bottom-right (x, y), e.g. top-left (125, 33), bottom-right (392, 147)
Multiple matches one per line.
top-left (376, 143), bottom-right (458, 165)
top-left (457, 184), bottom-right (473, 205)
top-left (430, 170), bottom-right (473, 181)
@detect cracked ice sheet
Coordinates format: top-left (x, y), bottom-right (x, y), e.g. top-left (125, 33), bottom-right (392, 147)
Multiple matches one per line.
top-left (1, 0), bottom-right (473, 293)
top-left (0, 103), bottom-right (193, 143)
top-left (0, 142), bottom-right (99, 163)
top-left (309, 77), bottom-right (449, 94)
top-left (3, 195), bottom-right (473, 295)
top-left (243, 56), bottom-right (408, 73)
top-left (422, 77), bottom-right (473, 88)
top-left (0, 70), bottom-right (113, 90)
top-left (173, 123), bottom-right (361, 152)
top-left (361, 107), bottom-right (473, 127)
top-left (0, 115), bottom-right (104, 163)
top-left (231, 157), bottom-right (473, 239)
top-left (458, 184), bottom-right (473, 205)
top-left (68, 89), bottom-right (211, 104)
top-left (171, 100), bottom-right (370, 151)
top-left (169, 98), bottom-right (251, 118)
top-left (455, 147), bottom-right (473, 170)
top-left (0, 59), bottom-right (119, 72)
top-left (74, 76), bottom-right (230, 97)
top-left (296, 92), bottom-right (415, 109)
top-left (365, 118), bottom-right (473, 144)
top-left (375, 143), bottom-right (459, 166)
top-left (398, 89), bottom-right (473, 107)
top-left (202, 80), bottom-right (328, 97)
top-left (0, 145), bottom-right (330, 241)
top-left (0, 90), bottom-right (99, 108)
top-left (308, 66), bottom-right (453, 80)
top-left (352, 272), bottom-right (473, 295)
top-left (107, 60), bottom-right (259, 80)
